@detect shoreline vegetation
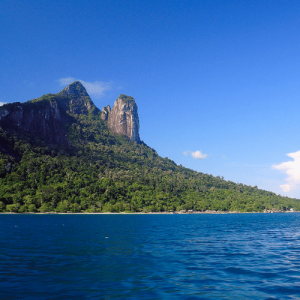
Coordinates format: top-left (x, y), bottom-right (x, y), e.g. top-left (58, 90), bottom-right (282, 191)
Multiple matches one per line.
top-left (1, 209), bottom-right (298, 215)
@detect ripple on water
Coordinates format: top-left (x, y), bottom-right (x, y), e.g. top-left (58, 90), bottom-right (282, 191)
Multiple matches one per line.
top-left (1, 213), bottom-right (300, 299)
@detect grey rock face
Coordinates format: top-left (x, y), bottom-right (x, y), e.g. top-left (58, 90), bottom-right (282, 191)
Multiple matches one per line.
top-left (107, 95), bottom-right (140, 142)
top-left (60, 81), bottom-right (96, 115)
top-left (0, 100), bottom-right (69, 145)
top-left (0, 83), bottom-right (141, 147)
top-left (61, 81), bottom-right (84, 97)
top-left (0, 81), bottom-right (95, 146)
top-left (101, 105), bottom-right (111, 121)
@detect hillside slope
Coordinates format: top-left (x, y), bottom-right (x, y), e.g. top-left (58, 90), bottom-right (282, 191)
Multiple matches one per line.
top-left (0, 82), bottom-right (299, 213)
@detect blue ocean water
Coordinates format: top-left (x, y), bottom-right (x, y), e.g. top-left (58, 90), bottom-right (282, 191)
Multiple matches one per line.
top-left (1, 213), bottom-right (300, 299)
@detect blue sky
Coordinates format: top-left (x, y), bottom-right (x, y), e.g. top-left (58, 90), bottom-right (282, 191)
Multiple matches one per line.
top-left (1, 0), bottom-right (300, 198)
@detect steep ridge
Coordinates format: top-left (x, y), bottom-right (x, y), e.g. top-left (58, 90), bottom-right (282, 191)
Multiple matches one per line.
top-left (0, 82), bottom-right (98, 147)
top-left (0, 82), bottom-right (139, 147)
top-left (59, 81), bottom-right (99, 115)
top-left (0, 82), bottom-right (299, 213)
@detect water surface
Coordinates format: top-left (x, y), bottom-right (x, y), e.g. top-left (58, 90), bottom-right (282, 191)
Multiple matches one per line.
top-left (1, 213), bottom-right (300, 299)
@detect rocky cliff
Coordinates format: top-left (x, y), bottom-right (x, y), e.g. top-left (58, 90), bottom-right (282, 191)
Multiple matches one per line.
top-left (59, 81), bottom-right (98, 115)
top-left (0, 82), bottom-right (140, 147)
top-left (0, 98), bottom-right (71, 145)
top-left (0, 81), bottom-right (98, 146)
top-left (107, 95), bottom-right (140, 142)
top-left (101, 105), bottom-right (111, 121)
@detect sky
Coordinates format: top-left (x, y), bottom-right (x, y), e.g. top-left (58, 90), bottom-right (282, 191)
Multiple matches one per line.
top-left (1, 0), bottom-right (300, 198)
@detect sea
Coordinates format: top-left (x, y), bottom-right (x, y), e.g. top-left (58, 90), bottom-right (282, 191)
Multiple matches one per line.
top-left (1, 213), bottom-right (300, 299)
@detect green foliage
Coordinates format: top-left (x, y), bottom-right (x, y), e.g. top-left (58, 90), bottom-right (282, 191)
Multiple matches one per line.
top-left (0, 92), bottom-right (299, 214)
top-left (28, 204), bottom-right (37, 212)
top-left (39, 203), bottom-right (52, 213)
top-left (0, 201), bottom-right (5, 212)
top-left (118, 94), bottom-right (135, 103)
top-left (6, 204), bottom-right (19, 212)
top-left (18, 205), bottom-right (27, 213)
top-left (56, 201), bottom-right (69, 213)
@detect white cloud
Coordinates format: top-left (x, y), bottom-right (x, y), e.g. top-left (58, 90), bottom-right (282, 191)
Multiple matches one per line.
top-left (0, 102), bottom-right (6, 106)
top-left (272, 151), bottom-right (300, 192)
top-left (191, 150), bottom-right (208, 160)
top-left (58, 77), bottom-right (112, 98)
top-left (183, 150), bottom-right (208, 160)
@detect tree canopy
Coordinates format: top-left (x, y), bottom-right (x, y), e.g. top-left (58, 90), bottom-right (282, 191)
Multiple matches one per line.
top-left (0, 93), bottom-right (299, 213)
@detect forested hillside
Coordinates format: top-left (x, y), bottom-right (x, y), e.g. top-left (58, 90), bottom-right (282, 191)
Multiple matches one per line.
top-left (0, 84), bottom-right (299, 213)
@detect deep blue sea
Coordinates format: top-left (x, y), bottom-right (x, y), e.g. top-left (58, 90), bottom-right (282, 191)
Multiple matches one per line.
top-left (1, 213), bottom-right (300, 299)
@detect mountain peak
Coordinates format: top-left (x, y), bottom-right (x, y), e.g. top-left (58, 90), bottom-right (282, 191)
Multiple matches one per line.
top-left (59, 81), bottom-right (98, 115)
top-left (60, 81), bottom-right (89, 98)
top-left (118, 94), bottom-right (135, 103)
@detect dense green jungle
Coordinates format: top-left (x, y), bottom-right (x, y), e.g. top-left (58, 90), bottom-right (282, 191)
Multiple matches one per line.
top-left (0, 85), bottom-right (299, 213)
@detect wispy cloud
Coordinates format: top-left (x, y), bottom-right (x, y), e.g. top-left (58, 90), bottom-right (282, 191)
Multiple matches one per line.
top-left (58, 77), bottom-right (75, 86)
top-left (192, 150), bottom-right (208, 160)
top-left (0, 102), bottom-right (6, 106)
top-left (272, 151), bottom-right (300, 192)
top-left (58, 77), bottom-right (112, 98)
top-left (183, 150), bottom-right (208, 160)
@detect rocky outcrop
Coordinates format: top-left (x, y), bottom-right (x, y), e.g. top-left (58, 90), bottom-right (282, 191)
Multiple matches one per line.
top-left (0, 99), bottom-right (70, 145)
top-left (107, 95), bottom-right (140, 142)
top-left (59, 81), bottom-right (98, 115)
top-left (0, 81), bottom-right (97, 146)
top-left (0, 83), bottom-right (141, 146)
top-left (101, 105), bottom-right (111, 121)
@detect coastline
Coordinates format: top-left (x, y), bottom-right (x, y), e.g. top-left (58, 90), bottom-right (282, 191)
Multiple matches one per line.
top-left (0, 210), bottom-right (298, 215)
